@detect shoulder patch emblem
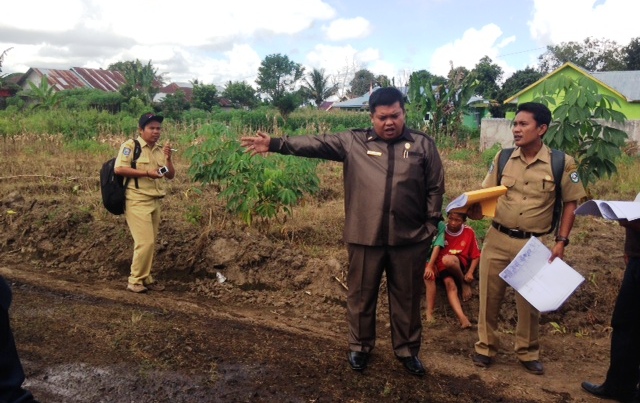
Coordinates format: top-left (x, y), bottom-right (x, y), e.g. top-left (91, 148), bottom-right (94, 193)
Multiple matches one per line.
top-left (570, 171), bottom-right (580, 183)
top-left (123, 147), bottom-right (132, 157)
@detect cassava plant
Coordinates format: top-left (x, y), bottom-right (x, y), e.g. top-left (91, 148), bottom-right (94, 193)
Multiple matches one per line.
top-left (533, 75), bottom-right (628, 188)
top-left (186, 123), bottom-right (320, 226)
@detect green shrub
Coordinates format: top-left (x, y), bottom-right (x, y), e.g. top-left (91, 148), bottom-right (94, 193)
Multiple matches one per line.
top-left (186, 123), bottom-right (320, 225)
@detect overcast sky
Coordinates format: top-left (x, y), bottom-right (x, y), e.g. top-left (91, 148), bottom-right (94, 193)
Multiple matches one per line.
top-left (1, 0), bottom-right (639, 90)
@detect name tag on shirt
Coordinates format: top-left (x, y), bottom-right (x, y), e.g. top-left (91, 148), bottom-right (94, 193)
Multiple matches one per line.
top-left (366, 150), bottom-right (382, 156)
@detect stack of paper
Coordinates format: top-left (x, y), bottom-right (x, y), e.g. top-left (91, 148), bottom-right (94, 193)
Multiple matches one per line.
top-left (575, 200), bottom-right (640, 221)
top-left (499, 237), bottom-right (584, 313)
top-left (446, 185), bottom-right (508, 217)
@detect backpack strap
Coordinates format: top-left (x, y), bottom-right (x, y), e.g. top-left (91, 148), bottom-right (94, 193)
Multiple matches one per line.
top-left (549, 148), bottom-right (565, 235)
top-left (123, 139), bottom-right (142, 189)
top-left (497, 147), bottom-right (514, 182)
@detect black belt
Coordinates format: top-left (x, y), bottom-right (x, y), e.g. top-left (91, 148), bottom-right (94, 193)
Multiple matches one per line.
top-left (491, 221), bottom-right (545, 239)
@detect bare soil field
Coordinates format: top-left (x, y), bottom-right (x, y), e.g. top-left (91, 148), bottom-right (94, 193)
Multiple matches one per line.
top-left (0, 135), bottom-right (632, 402)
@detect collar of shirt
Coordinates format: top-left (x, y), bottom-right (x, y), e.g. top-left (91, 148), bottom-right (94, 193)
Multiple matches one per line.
top-left (136, 136), bottom-right (160, 150)
top-left (512, 143), bottom-right (551, 165)
top-left (365, 126), bottom-right (414, 144)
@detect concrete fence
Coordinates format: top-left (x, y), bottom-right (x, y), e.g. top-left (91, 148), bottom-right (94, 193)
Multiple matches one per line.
top-left (480, 118), bottom-right (640, 153)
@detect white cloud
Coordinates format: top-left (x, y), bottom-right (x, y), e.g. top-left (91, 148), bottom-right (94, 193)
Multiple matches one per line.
top-left (0, 0), bottom-right (336, 83)
top-left (429, 24), bottom-right (505, 77)
top-left (529, 0), bottom-right (640, 45)
top-left (323, 17), bottom-right (372, 41)
top-left (305, 44), bottom-right (381, 75)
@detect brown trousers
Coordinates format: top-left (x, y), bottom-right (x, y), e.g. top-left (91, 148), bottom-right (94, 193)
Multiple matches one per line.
top-left (475, 228), bottom-right (541, 361)
top-left (346, 240), bottom-right (429, 357)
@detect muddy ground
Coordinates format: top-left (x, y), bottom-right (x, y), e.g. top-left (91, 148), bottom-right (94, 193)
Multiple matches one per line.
top-left (0, 137), bottom-right (631, 402)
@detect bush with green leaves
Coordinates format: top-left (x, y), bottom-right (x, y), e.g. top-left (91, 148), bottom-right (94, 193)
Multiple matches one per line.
top-left (533, 75), bottom-right (628, 188)
top-left (186, 122), bottom-right (320, 225)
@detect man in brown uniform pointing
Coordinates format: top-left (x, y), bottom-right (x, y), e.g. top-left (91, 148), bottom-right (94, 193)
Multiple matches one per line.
top-left (241, 87), bottom-right (445, 376)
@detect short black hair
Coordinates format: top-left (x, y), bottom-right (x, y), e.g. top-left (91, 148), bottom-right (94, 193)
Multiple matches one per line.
top-left (447, 211), bottom-right (467, 221)
top-left (369, 87), bottom-right (405, 113)
top-left (516, 102), bottom-right (552, 127)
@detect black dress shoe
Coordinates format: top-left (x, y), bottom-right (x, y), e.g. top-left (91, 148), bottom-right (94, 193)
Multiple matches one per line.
top-left (471, 353), bottom-right (492, 368)
top-left (520, 360), bottom-right (544, 375)
top-left (582, 381), bottom-right (634, 402)
top-left (347, 351), bottom-right (369, 371)
top-left (397, 355), bottom-right (426, 376)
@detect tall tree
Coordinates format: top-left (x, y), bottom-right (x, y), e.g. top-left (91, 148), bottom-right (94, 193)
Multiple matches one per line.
top-left (348, 69), bottom-right (375, 97)
top-left (499, 67), bottom-right (543, 101)
top-left (222, 80), bottom-right (258, 108)
top-left (191, 80), bottom-right (219, 111)
top-left (161, 90), bottom-right (189, 120)
top-left (407, 63), bottom-right (478, 140)
top-left (470, 56), bottom-right (503, 100)
top-left (493, 67), bottom-right (544, 117)
top-left (408, 70), bottom-right (447, 87)
top-left (256, 53), bottom-right (304, 102)
top-left (537, 37), bottom-right (625, 73)
top-left (301, 68), bottom-right (338, 107)
top-left (623, 37), bottom-right (640, 70)
top-left (375, 74), bottom-right (391, 88)
top-left (111, 59), bottom-right (164, 106)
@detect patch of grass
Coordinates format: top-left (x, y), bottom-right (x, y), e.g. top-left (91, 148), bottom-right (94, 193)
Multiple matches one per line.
top-left (64, 139), bottom-right (113, 154)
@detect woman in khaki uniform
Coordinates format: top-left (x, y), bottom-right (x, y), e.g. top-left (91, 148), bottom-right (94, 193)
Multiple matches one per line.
top-left (469, 102), bottom-right (586, 375)
top-left (114, 113), bottom-right (175, 293)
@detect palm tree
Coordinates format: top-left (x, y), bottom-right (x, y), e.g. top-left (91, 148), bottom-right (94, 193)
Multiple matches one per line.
top-left (116, 59), bottom-right (164, 106)
top-left (302, 68), bottom-right (338, 107)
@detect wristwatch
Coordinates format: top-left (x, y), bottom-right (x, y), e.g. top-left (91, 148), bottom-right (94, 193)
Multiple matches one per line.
top-left (555, 236), bottom-right (570, 246)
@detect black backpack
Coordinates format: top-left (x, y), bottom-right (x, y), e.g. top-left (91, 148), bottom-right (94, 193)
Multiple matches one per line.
top-left (100, 140), bottom-right (141, 215)
top-left (497, 147), bottom-right (565, 235)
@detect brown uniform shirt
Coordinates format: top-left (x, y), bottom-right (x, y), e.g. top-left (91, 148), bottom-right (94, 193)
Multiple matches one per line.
top-left (268, 127), bottom-right (445, 246)
top-left (114, 138), bottom-right (167, 201)
top-left (482, 144), bottom-right (586, 234)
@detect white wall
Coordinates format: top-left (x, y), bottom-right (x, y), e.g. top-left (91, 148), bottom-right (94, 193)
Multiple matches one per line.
top-left (480, 118), bottom-right (640, 153)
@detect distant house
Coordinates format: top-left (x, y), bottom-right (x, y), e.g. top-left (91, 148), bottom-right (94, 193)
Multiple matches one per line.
top-left (480, 62), bottom-right (640, 150)
top-left (328, 92), bottom-right (371, 111)
top-left (318, 101), bottom-right (333, 111)
top-left (154, 82), bottom-right (194, 103)
top-left (504, 62), bottom-right (640, 120)
top-left (71, 67), bottom-right (126, 92)
top-left (17, 67), bottom-right (92, 91)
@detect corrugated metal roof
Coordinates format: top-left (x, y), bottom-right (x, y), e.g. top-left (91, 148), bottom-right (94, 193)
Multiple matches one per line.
top-left (71, 67), bottom-right (126, 92)
top-left (331, 93), bottom-right (370, 109)
top-left (591, 70), bottom-right (640, 101)
top-left (25, 68), bottom-right (90, 91)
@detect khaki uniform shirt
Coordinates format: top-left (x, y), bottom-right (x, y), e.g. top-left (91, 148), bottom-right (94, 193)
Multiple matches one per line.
top-left (482, 144), bottom-right (586, 234)
top-left (114, 138), bottom-right (167, 201)
top-left (268, 127), bottom-right (445, 246)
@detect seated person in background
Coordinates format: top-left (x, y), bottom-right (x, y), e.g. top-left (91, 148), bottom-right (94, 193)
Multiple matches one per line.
top-left (424, 212), bottom-right (481, 328)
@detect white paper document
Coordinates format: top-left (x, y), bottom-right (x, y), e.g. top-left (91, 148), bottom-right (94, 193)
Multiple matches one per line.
top-left (499, 237), bottom-right (585, 313)
top-left (575, 200), bottom-right (640, 221)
